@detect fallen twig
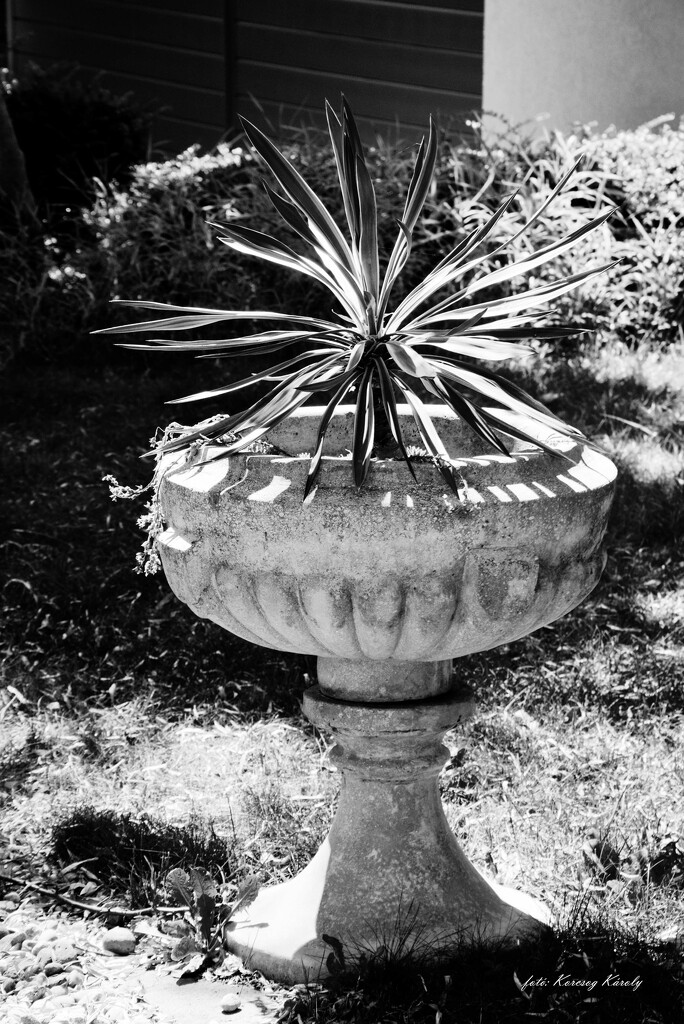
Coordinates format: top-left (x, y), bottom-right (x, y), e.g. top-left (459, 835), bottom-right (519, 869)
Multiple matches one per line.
top-left (0, 871), bottom-right (188, 918)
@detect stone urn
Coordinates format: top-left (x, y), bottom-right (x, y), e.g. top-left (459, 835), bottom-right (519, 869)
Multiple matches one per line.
top-left (157, 405), bottom-right (617, 983)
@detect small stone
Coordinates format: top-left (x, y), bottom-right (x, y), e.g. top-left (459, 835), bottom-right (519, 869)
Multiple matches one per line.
top-left (24, 983), bottom-right (47, 1004)
top-left (34, 946), bottom-right (55, 967)
top-left (44, 962), bottom-right (64, 977)
top-left (2, 976), bottom-right (16, 992)
top-left (106, 1003), bottom-right (135, 1023)
top-left (19, 959), bottom-right (42, 981)
top-left (51, 939), bottom-right (77, 962)
top-left (102, 926), bottom-right (136, 955)
top-left (9, 930), bottom-right (27, 947)
top-left (220, 992), bottom-right (241, 1013)
top-left (67, 969), bottom-right (84, 987)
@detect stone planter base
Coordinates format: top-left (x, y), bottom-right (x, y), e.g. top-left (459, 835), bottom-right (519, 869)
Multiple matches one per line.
top-left (225, 685), bottom-right (551, 984)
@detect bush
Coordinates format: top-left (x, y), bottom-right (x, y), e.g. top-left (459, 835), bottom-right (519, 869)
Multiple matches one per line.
top-left (84, 116), bottom-right (684, 347)
top-left (6, 113), bottom-right (684, 367)
top-left (3, 62), bottom-right (154, 215)
top-left (0, 63), bottom-right (155, 367)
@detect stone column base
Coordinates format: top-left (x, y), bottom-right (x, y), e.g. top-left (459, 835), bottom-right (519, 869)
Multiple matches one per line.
top-left (225, 685), bottom-right (551, 984)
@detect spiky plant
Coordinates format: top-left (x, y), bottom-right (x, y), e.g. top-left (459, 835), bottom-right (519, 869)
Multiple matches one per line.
top-left (98, 99), bottom-right (615, 499)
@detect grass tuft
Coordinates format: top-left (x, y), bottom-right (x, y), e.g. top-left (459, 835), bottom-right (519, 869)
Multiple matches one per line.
top-left (49, 805), bottom-right (237, 907)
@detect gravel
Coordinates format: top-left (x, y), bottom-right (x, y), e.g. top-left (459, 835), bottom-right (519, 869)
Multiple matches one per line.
top-left (0, 897), bottom-right (172, 1024)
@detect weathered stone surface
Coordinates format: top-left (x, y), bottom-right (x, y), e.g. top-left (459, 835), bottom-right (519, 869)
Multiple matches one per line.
top-left (158, 405), bottom-right (616, 983)
top-left (158, 406), bottom-right (616, 697)
top-left (225, 685), bottom-right (548, 983)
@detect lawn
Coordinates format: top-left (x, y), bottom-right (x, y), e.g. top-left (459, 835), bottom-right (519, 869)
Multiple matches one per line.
top-left (2, 332), bottom-right (684, 1022)
top-left (2, 91), bottom-right (684, 1020)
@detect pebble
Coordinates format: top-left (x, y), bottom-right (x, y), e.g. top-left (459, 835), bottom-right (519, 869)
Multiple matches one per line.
top-left (102, 927), bottom-right (137, 955)
top-left (220, 992), bottom-right (242, 1013)
top-left (52, 939), bottom-right (78, 962)
top-left (0, 904), bottom-right (273, 1024)
top-left (34, 947), bottom-right (55, 967)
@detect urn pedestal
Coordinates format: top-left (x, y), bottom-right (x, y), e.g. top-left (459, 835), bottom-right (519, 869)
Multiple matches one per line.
top-left (156, 406), bottom-right (616, 983)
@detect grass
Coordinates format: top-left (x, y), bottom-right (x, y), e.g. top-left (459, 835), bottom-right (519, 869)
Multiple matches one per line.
top-left (1, 331), bottom-right (684, 1022)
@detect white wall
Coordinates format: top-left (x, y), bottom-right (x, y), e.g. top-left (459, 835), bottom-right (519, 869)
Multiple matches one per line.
top-left (483, 0), bottom-right (684, 133)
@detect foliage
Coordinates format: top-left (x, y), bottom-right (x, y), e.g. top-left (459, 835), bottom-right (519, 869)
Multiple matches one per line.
top-left (49, 806), bottom-right (236, 908)
top-left (0, 62), bottom-right (154, 368)
top-left (163, 867), bottom-right (259, 978)
top-left (277, 916), bottom-right (684, 1024)
top-left (3, 62), bottom-right (154, 214)
top-left (6, 110), bottom-right (684, 370)
top-left (99, 99), bottom-right (614, 497)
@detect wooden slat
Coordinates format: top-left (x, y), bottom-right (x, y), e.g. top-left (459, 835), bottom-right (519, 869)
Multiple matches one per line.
top-left (14, 0), bottom-right (223, 54)
top-left (96, 0), bottom-right (222, 15)
top-left (235, 97), bottom-right (471, 143)
top-left (13, 20), bottom-right (225, 91)
top-left (13, 45), bottom-right (225, 130)
top-left (236, 64), bottom-right (479, 128)
top-left (152, 115), bottom-right (228, 153)
top-left (235, 0), bottom-right (483, 53)
top-left (361, 0), bottom-right (483, 9)
top-left (238, 24), bottom-right (481, 95)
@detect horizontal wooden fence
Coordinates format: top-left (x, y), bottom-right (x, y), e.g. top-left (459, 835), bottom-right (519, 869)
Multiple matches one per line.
top-left (10, 0), bottom-right (483, 151)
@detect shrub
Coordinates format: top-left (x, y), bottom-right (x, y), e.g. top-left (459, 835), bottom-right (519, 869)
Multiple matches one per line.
top-left (3, 62), bottom-right (154, 215)
top-left (1, 63), bottom-right (155, 367)
top-left (85, 117), bottom-right (684, 348)
top-left (6, 114), bottom-right (684, 367)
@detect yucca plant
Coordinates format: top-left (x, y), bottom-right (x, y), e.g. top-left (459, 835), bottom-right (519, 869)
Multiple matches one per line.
top-left (98, 99), bottom-right (616, 499)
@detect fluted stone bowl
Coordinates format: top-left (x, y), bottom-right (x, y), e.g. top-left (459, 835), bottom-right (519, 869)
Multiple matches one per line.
top-left (157, 405), bottom-right (616, 699)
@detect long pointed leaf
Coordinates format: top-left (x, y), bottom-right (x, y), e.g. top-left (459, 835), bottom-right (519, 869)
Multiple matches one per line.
top-left (95, 309), bottom-right (337, 336)
top-left (479, 406), bottom-right (574, 460)
top-left (303, 372), bottom-right (361, 499)
top-left (425, 376), bottom-right (510, 457)
top-left (373, 356), bottom-right (417, 481)
top-left (403, 333), bottom-right (532, 361)
top-left (409, 261), bottom-right (619, 328)
top-left (460, 207), bottom-right (614, 299)
top-left (386, 341), bottom-right (438, 378)
top-left (166, 348), bottom-right (338, 404)
top-left (392, 378), bottom-right (460, 493)
top-left (446, 357), bottom-right (581, 429)
top-left (240, 115), bottom-right (355, 273)
top-left (353, 364), bottom-right (375, 487)
top-left (429, 358), bottom-right (580, 435)
top-left (387, 193), bottom-right (520, 331)
top-left (239, 194), bottom-right (368, 319)
top-left (325, 100), bottom-right (360, 253)
top-left (354, 152), bottom-right (379, 312)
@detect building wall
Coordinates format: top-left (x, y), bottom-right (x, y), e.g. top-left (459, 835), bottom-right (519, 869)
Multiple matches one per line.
top-left (483, 0), bottom-right (684, 135)
top-left (11, 0), bottom-right (226, 151)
